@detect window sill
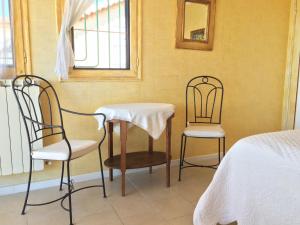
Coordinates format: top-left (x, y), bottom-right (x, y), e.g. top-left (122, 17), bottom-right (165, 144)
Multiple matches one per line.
top-left (61, 74), bottom-right (142, 82)
top-left (61, 67), bottom-right (142, 82)
top-left (61, 77), bottom-right (142, 82)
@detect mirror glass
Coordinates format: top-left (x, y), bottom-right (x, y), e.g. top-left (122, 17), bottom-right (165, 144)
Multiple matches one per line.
top-left (183, 1), bottom-right (209, 42)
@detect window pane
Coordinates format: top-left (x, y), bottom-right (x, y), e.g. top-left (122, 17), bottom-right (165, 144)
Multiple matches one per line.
top-left (73, 0), bottom-right (129, 70)
top-left (0, 0), bottom-right (14, 67)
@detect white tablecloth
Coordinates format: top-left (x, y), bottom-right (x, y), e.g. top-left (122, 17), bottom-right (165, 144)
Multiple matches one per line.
top-left (95, 103), bottom-right (175, 139)
top-left (193, 129), bottom-right (300, 225)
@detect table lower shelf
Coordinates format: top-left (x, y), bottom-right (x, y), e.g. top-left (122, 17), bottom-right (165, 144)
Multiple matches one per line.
top-left (104, 151), bottom-right (167, 170)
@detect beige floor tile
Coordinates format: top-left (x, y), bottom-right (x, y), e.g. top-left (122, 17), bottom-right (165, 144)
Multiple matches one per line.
top-left (173, 182), bottom-right (209, 205)
top-left (22, 185), bottom-right (72, 221)
top-left (0, 193), bottom-right (25, 214)
top-left (167, 214), bottom-right (194, 225)
top-left (71, 187), bottom-right (113, 219)
top-left (130, 178), bottom-right (180, 201)
top-left (26, 184), bottom-right (113, 223)
top-left (76, 209), bottom-right (123, 225)
top-left (105, 176), bottom-right (137, 198)
top-left (109, 192), bottom-right (154, 219)
top-left (128, 168), bottom-right (187, 201)
top-left (179, 169), bottom-right (215, 183)
top-left (0, 166), bottom-right (215, 225)
top-left (0, 212), bottom-right (28, 225)
top-left (149, 195), bottom-right (195, 220)
top-left (26, 187), bottom-right (66, 209)
top-left (27, 206), bottom-right (69, 225)
top-left (121, 211), bottom-right (167, 225)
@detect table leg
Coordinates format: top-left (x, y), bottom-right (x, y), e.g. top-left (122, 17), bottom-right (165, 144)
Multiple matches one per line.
top-left (148, 135), bottom-right (153, 174)
top-left (166, 117), bottom-right (172, 187)
top-left (108, 121), bottom-right (114, 181)
top-left (120, 121), bottom-right (127, 196)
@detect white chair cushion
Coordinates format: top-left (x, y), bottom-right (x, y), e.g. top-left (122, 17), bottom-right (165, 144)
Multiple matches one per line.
top-left (184, 124), bottom-right (225, 138)
top-left (32, 140), bottom-right (98, 161)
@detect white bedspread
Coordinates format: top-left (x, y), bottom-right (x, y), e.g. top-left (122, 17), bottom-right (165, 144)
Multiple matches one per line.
top-left (95, 103), bottom-right (175, 140)
top-left (193, 129), bottom-right (300, 225)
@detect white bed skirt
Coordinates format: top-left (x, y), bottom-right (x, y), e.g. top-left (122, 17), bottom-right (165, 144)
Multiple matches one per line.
top-left (194, 129), bottom-right (300, 225)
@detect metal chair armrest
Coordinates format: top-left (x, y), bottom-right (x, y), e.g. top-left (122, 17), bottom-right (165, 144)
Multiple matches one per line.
top-left (61, 108), bottom-right (106, 118)
top-left (61, 108), bottom-right (107, 148)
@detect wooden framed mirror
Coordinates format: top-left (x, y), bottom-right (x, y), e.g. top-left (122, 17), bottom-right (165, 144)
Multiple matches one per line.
top-left (176, 0), bottom-right (216, 50)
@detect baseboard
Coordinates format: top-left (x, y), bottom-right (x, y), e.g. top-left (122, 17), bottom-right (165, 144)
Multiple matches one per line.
top-left (0, 153), bottom-right (218, 196)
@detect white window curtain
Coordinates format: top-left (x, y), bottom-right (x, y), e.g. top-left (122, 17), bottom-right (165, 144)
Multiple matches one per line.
top-left (55, 0), bottom-right (94, 80)
top-left (0, 0), bottom-right (15, 79)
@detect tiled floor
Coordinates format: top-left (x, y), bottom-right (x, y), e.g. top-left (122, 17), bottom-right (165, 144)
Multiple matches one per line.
top-left (0, 166), bottom-right (215, 225)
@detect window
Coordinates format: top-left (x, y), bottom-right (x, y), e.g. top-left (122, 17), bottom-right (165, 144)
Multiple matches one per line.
top-left (73, 0), bottom-right (130, 70)
top-left (0, 0), bottom-right (31, 78)
top-left (0, 0), bottom-right (14, 66)
top-left (56, 0), bottom-right (142, 80)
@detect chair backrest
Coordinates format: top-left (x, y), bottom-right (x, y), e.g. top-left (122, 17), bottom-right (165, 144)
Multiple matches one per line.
top-left (12, 75), bottom-right (65, 151)
top-left (185, 76), bottom-right (224, 126)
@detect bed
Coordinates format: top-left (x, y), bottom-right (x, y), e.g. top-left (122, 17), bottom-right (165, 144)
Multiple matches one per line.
top-left (193, 129), bottom-right (300, 225)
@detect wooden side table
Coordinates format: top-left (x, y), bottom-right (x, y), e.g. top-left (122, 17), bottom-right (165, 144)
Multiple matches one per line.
top-left (104, 115), bottom-right (174, 196)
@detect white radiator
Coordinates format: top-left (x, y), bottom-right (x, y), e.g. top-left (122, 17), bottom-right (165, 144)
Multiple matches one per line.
top-left (0, 79), bottom-right (44, 176)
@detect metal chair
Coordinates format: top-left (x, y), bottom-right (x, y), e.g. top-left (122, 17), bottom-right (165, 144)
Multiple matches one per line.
top-left (178, 76), bottom-right (225, 181)
top-left (12, 75), bottom-right (107, 225)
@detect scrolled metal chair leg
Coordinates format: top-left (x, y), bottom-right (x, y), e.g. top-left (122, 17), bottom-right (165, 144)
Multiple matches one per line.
top-left (98, 146), bottom-right (107, 198)
top-left (178, 134), bottom-right (184, 181)
top-left (66, 161), bottom-right (73, 225)
top-left (182, 136), bottom-right (187, 164)
top-left (179, 136), bottom-right (187, 181)
top-left (59, 161), bottom-right (65, 191)
top-left (21, 159), bottom-right (33, 215)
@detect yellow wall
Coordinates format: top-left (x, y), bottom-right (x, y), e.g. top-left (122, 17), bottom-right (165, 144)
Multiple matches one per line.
top-left (5, 0), bottom-right (289, 184)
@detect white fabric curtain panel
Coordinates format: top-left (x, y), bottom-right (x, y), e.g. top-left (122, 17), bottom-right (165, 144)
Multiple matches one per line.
top-left (55, 0), bottom-right (94, 80)
top-left (0, 0), bottom-right (15, 79)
